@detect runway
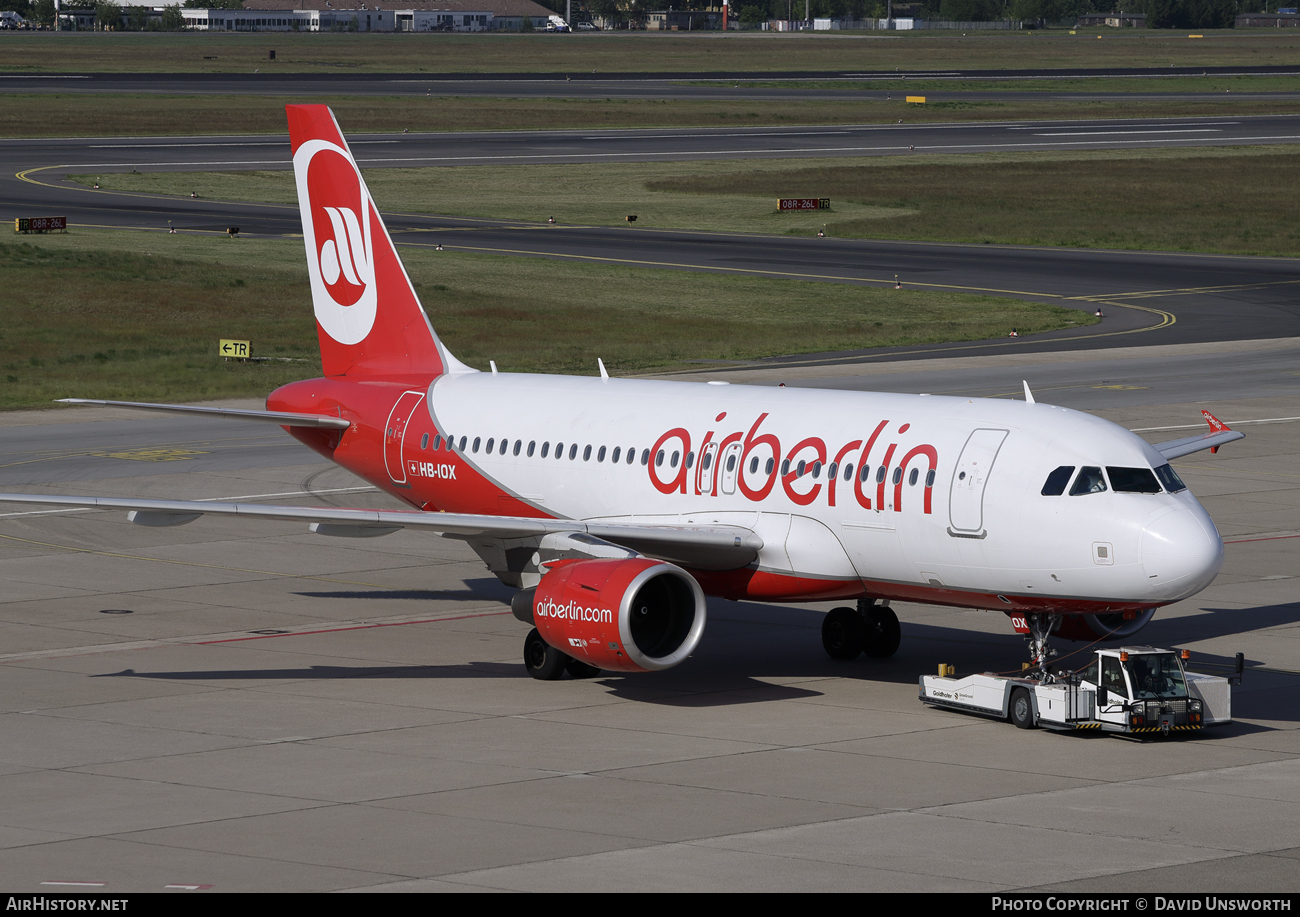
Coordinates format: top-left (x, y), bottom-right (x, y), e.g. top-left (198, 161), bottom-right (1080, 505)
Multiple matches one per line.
top-left (5, 117), bottom-right (1300, 361)
top-left (0, 338), bottom-right (1297, 892)
top-left (5, 65), bottom-right (1300, 101)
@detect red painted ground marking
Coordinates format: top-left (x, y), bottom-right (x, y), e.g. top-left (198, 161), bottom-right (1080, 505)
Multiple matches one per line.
top-left (193, 609), bottom-right (513, 645)
top-left (1225, 534), bottom-right (1300, 544)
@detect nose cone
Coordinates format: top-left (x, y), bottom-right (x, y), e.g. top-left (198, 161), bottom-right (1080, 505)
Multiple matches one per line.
top-left (1141, 505), bottom-right (1223, 600)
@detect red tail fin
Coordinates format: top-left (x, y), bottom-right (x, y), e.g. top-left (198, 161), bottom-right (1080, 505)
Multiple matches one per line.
top-left (287, 105), bottom-right (457, 378)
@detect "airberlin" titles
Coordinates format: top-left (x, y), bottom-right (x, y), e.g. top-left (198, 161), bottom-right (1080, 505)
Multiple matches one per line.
top-left (534, 598), bottom-right (615, 624)
top-left (647, 412), bottom-right (940, 514)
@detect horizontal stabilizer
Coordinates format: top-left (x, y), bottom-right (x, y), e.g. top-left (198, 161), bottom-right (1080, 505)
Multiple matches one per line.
top-left (1154, 410), bottom-right (1244, 460)
top-left (1154, 430), bottom-right (1245, 460)
top-left (0, 493), bottom-right (763, 571)
top-left (58, 399), bottom-right (350, 430)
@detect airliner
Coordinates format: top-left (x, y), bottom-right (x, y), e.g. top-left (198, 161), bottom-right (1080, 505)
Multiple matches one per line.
top-left (0, 105), bottom-right (1243, 680)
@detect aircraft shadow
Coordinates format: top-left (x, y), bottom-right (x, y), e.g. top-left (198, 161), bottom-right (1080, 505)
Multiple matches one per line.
top-left (89, 598), bottom-right (1299, 715)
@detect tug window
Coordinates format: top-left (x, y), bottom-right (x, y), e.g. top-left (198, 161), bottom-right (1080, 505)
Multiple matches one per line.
top-left (1041, 465), bottom-right (1075, 496)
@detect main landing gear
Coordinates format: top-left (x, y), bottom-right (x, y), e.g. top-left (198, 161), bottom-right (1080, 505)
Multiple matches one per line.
top-left (523, 628), bottom-right (601, 681)
top-left (822, 598), bottom-right (900, 661)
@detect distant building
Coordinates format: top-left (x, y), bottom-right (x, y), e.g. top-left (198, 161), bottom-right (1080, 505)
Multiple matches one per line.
top-left (1077, 12), bottom-right (1145, 27)
top-left (64, 0), bottom-right (557, 32)
top-left (1236, 11), bottom-right (1299, 26)
top-left (643, 10), bottom-right (721, 30)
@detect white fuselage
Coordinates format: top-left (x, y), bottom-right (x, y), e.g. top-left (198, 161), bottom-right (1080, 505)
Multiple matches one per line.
top-left (416, 372), bottom-right (1223, 611)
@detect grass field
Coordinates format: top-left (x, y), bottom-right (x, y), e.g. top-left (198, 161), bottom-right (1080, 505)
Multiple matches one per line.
top-left (0, 229), bottom-right (1088, 410)
top-left (4, 92), bottom-right (1298, 138)
top-left (1, 30), bottom-right (1299, 74)
top-left (75, 145), bottom-right (1300, 257)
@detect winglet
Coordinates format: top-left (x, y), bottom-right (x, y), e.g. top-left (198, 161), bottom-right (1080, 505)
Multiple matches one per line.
top-left (1202, 410), bottom-right (1231, 452)
top-left (1022, 380), bottom-right (1035, 404)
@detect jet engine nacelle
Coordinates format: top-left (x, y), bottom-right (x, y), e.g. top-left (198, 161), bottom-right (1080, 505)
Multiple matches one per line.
top-left (1051, 610), bottom-right (1157, 642)
top-left (524, 558), bottom-right (707, 673)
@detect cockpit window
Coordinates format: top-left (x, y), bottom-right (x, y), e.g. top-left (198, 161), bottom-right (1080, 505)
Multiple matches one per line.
top-left (1041, 465), bottom-right (1075, 496)
top-left (1107, 467), bottom-right (1161, 494)
top-left (1154, 464), bottom-right (1187, 493)
top-left (1069, 466), bottom-right (1107, 496)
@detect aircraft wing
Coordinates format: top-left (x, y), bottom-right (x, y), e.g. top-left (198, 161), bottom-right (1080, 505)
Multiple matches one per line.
top-left (1152, 410), bottom-right (1244, 460)
top-left (0, 493), bottom-right (762, 571)
top-left (57, 399), bottom-right (350, 429)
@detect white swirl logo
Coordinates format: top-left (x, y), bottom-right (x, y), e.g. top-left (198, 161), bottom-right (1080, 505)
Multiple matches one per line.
top-left (293, 138), bottom-right (378, 345)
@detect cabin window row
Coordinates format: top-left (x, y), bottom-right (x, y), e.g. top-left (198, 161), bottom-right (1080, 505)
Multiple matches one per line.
top-left (417, 432), bottom-right (937, 487)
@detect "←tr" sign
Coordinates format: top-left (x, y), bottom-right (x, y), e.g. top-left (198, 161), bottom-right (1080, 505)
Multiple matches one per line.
top-left (220, 339), bottom-right (250, 359)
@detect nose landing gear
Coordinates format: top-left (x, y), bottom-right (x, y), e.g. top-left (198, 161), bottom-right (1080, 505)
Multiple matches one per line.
top-left (1026, 612), bottom-right (1058, 679)
top-left (821, 598), bottom-right (901, 660)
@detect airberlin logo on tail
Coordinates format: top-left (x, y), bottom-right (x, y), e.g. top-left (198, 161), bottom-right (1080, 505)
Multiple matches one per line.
top-left (293, 138), bottom-right (378, 346)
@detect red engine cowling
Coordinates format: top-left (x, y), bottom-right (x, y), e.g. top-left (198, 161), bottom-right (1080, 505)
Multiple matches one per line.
top-left (1045, 610), bottom-right (1158, 642)
top-left (529, 558), bottom-right (707, 673)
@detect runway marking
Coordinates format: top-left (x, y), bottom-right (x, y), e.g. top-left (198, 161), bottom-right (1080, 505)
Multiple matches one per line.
top-left (1033, 129), bottom-right (1224, 136)
top-left (409, 239), bottom-right (1178, 353)
top-left (0, 431), bottom-right (296, 469)
top-left (1226, 532), bottom-right (1300, 544)
top-left (1133, 415), bottom-right (1300, 432)
top-left (0, 485), bottom-right (376, 519)
top-left (89, 448), bottom-right (210, 462)
top-left (40, 881), bottom-right (106, 887)
top-left (0, 609), bottom-right (512, 663)
top-left (1068, 280), bottom-right (1300, 301)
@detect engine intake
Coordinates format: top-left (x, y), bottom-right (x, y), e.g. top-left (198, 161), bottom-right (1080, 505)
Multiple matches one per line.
top-left (519, 558), bottom-right (706, 673)
top-left (1051, 609), bottom-right (1157, 642)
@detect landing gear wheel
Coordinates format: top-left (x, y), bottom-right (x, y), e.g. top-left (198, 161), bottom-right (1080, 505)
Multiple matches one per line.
top-left (862, 605), bottom-right (901, 658)
top-left (822, 607), bottom-right (865, 660)
top-left (524, 628), bottom-right (568, 681)
top-left (565, 658), bottom-right (601, 679)
top-left (1010, 687), bottom-right (1035, 729)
